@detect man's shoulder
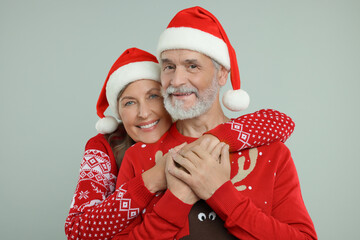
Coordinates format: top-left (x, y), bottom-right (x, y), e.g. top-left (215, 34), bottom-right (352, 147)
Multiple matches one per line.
top-left (254, 141), bottom-right (292, 162)
top-left (239, 141), bottom-right (290, 159)
top-left (259, 141), bottom-right (289, 151)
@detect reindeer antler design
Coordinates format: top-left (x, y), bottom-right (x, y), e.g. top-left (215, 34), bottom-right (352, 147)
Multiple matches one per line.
top-left (231, 148), bottom-right (258, 191)
top-left (155, 150), bottom-right (164, 163)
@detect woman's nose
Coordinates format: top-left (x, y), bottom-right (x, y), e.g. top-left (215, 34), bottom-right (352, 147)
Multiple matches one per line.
top-left (137, 102), bottom-right (151, 119)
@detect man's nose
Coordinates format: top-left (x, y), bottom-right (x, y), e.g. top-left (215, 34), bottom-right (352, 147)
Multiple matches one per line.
top-left (170, 68), bottom-right (186, 87)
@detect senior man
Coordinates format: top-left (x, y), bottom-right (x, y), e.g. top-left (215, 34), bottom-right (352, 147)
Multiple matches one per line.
top-left (114, 6), bottom-right (317, 240)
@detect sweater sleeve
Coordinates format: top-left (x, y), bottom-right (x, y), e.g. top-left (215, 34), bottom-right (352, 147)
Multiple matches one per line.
top-left (65, 136), bottom-right (154, 240)
top-left (112, 190), bottom-right (193, 240)
top-left (206, 144), bottom-right (317, 240)
top-left (205, 109), bottom-right (295, 152)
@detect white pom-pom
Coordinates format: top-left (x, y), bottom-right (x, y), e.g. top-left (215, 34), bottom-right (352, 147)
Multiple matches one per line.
top-left (95, 116), bottom-right (118, 134)
top-left (222, 89), bottom-right (250, 111)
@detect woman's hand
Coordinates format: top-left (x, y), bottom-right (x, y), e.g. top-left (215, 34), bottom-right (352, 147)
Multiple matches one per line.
top-left (142, 142), bottom-right (186, 193)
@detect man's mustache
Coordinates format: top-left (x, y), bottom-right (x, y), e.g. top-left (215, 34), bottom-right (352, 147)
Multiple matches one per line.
top-left (163, 86), bottom-right (199, 98)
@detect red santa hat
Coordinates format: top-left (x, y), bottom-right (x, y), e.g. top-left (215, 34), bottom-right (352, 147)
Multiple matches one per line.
top-left (157, 6), bottom-right (250, 111)
top-left (96, 48), bottom-right (160, 134)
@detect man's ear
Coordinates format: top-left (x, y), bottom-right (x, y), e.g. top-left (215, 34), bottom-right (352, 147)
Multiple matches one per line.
top-left (217, 66), bottom-right (229, 86)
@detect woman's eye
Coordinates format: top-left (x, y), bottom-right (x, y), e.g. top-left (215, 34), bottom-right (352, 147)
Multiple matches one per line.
top-left (124, 101), bottom-right (135, 107)
top-left (149, 94), bottom-right (160, 99)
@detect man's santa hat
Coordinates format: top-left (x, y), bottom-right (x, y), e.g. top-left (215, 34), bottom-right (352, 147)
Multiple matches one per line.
top-left (96, 48), bottom-right (160, 134)
top-left (157, 6), bottom-right (250, 111)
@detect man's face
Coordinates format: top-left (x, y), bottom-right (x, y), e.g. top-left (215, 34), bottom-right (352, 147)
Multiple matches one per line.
top-left (160, 49), bottom-right (222, 120)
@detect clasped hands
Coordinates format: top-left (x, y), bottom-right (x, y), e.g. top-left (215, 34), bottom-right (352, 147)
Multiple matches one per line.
top-left (165, 134), bottom-right (231, 204)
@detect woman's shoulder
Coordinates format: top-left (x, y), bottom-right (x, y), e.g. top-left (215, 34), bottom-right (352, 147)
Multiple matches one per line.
top-left (84, 133), bottom-right (112, 152)
top-left (86, 133), bottom-right (108, 145)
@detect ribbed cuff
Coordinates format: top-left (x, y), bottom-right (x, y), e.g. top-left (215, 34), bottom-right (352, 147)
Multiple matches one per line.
top-left (153, 190), bottom-right (193, 228)
top-left (205, 123), bottom-right (237, 152)
top-left (127, 175), bottom-right (155, 208)
top-left (206, 181), bottom-right (242, 220)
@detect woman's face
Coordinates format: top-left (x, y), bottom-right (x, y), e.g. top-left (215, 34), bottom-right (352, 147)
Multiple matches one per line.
top-left (118, 79), bottom-right (172, 143)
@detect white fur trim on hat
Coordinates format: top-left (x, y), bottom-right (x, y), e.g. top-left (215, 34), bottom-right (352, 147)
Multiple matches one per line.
top-left (222, 89), bottom-right (250, 111)
top-left (157, 27), bottom-right (230, 70)
top-left (96, 116), bottom-right (119, 134)
top-left (106, 61), bottom-right (160, 119)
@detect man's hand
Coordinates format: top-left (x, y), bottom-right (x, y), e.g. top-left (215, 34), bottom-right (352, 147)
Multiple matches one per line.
top-left (179, 134), bottom-right (221, 159)
top-left (166, 150), bottom-right (199, 205)
top-left (168, 142), bottom-right (231, 200)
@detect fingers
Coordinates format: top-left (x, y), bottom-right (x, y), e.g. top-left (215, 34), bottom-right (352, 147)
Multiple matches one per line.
top-left (210, 142), bottom-right (226, 160)
top-left (187, 142), bottom-right (225, 164)
top-left (190, 145), bottom-right (215, 162)
top-left (178, 147), bottom-right (202, 166)
top-left (167, 156), bottom-right (191, 182)
top-left (164, 151), bottom-right (173, 161)
top-left (172, 152), bottom-right (195, 174)
top-left (199, 135), bottom-right (220, 152)
top-left (172, 142), bottom-right (187, 153)
top-left (219, 144), bottom-right (231, 179)
top-left (178, 140), bottom-right (196, 155)
top-left (174, 138), bottom-right (228, 169)
top-left (199, 136), bottom-right (210, 149)
top-left (219, 144), bottom-right (230, 165)
top-left (177, 142), bottom-right (226, 166)
top-left (179, 135), bottom-right (220, 155)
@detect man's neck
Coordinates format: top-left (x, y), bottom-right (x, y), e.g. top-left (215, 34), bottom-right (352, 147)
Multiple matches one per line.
top-left (176, 103), bottom-right (230, 138)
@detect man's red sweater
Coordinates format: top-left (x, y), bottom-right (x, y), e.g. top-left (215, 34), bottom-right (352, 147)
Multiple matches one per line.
top-left (112, 112), bottom-right (316, 239)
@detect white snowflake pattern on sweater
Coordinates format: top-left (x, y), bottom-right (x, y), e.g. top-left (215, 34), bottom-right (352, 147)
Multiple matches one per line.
top-left (69, 149), bottom-right (116, 212)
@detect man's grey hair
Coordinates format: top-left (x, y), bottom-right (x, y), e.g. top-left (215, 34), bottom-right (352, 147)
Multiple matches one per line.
top-left (212, 59), bottom-right (221, 71)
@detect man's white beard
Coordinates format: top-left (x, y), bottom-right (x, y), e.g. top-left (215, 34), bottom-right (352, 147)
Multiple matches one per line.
top-left (162, 77), bottom-right (220, 120)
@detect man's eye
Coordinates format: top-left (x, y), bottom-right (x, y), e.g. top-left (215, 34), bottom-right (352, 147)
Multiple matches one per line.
top-left (188, 64), bottom-right (198, 70)
top-left (163, 65), bottom-right (174, 71)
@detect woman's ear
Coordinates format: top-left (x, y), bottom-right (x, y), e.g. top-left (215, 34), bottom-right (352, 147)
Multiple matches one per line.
top-left (217, 66), bottom-right (229, 86)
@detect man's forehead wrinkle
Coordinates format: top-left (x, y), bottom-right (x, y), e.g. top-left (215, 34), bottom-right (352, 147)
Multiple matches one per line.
top-left (160, 57), bottom-right (199, 66)
top-left (162, 49), bottom-right (203, 60)
top-left (160, 58), bottom-right (172, 64)
top-left (184, 59), bottom-right (199, 63)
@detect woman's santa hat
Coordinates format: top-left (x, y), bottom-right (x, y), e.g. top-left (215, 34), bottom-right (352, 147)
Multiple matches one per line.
top-left (157, 6), bottom-right (250, 111)
top-left (96, 48), bottom-right (160, 134)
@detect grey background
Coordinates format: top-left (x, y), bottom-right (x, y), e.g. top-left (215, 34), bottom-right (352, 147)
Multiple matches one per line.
top-left (1, 0), bottom-right (359, 239)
